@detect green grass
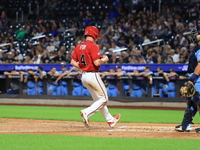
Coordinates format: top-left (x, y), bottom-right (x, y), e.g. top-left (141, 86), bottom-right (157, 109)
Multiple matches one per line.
top-left (0, 134), bottom-right (198, 150)
top-left (1, 105), bottom-right (199, 124)
top-left (0, 121), bottom-right (5, 123)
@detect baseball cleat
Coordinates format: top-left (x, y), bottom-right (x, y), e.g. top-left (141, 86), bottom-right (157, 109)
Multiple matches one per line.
top-left (175, 122), bottom-right (194, 129)
top-left (195, 128), bottom-right (200, 133)
top-left (80, 110), bottom-right (89, 128)
top-left (107, 114), bottom-right (121, 128)
top-left (175, 124), bottom-right (192, 132)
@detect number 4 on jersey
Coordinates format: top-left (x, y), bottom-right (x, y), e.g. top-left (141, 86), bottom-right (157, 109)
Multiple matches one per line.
top-left (81, 54), bottom-right (87, 66)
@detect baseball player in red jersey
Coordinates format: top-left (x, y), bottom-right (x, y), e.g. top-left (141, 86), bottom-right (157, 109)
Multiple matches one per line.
top-left (70, 26), bottom-right (121, 128)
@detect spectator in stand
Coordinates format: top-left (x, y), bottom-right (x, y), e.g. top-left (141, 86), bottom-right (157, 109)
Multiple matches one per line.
top-left (0, 51), bottom-right (5, 63)
top-left (40, 51), bottom-right (50, 64)
top-left (150, 50), bottom-right (159, 63)
top-left (59, 45), bottom-right (66, 54)
top-left (58, 22), bottom-right (65, 33)
top-left (178, 55), bottom-right (186, 64)
top-left (121, 51), bottom-right (129, 63)
top-left (168, 49), bottom-right (179, 63)
top-left (166, 55), bottom-right (174, 64)
top-left (110, 40), bottom-right (121, 55)
top-left (0, 10), bottom-right (7, 20)
top-left (36, 39), bottom-right (46, 53)
top-left (146, 57), bottom-right (154, 64)
top-left (181, 39), bottom-right (190, 49)
top-left (14, 49), bottom-right (23, 63)
top-left (53, 35), bottom-right (61, 48)
top-left (189, 43), bottom-right (195, 52)
top-left (49, 51), bottom-right (55, 63)
top-left (1, 18), bottom-right (8, 30)
top-left (54, 50), bottom-right (66, 64)
top-left (128, 56), bottom-right (135, 64)
top-left (23, 55), bottom-right (32, 64)
top-left (175, 46), bottom-right (182, 58)
top-left (46, 41), bottom-right (55, 53)
top-left (15, 26), bottom-right (27, 39)
top-left (5, 51), bottom-right (15, 64)
top-left (0, 0), bottom-right (199, 66)
top-left (171, 38), bottom-right (180, 49)
top-left (50, 26), bottom-right (59, 38)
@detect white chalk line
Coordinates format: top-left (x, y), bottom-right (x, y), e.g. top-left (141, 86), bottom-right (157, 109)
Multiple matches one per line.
top-left (107, 126), bottom-right (176, 132)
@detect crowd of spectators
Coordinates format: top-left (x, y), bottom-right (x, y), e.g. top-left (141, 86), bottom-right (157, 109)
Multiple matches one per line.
top-left (0, 0), bottom-right (199, 65)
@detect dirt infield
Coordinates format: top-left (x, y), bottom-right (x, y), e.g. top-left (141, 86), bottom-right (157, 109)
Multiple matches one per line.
top-left (0, 118), bottom-right (200, 139)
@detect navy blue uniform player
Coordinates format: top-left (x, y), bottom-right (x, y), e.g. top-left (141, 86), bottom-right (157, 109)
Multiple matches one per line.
top-left (175, 27), bottom-right (200, 132)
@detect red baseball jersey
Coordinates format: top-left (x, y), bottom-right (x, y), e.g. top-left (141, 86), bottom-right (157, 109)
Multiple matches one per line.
top-left (71, 41), bottom-right (102, 71)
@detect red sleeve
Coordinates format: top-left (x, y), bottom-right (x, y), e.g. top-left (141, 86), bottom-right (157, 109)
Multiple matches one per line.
top-left (71, 47), bottom-right (78, 61)
top-left (90, 44), bottom-right (102, 61)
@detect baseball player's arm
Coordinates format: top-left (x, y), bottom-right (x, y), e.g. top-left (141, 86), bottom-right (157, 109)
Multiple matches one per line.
top-left (28, 70), bottom-right (36, 75)
top-left (189, 63), bottom-right (200, 83)
top-left (53, 72), bottom-right (60, 77)
top-left (167, 72), bottom-right (176, 77)
top-left (101, 72), bottom-right (117, 78)
top-left (148, 75), bottom-right (153, 84)
top-left (116, 71), bottom-right (126, 76)
top-left (163, 73), bottom-right (170, 82)
top-left (38, 72), bottom-right (46, 79)
top-left (4, 71), bottom-right (11, 75)
top-left (94, 55), bottom-right (108, 66)
top-left (68, 72), bottom-right (80, 76)
top-left (20, 72), bottom-right (24, 82)
top-left (24, 75), bottom-right (28, 83)
top-left (190, 51), bottom-right (200, 83)
top-left (133, 71), bottom-right (147, 76)
top-left (70, 59), bottom-right (80, 68)
top-left (194, 63), bottom-right (200, 75)
top-left (55, 72), bottom-right (68, 83)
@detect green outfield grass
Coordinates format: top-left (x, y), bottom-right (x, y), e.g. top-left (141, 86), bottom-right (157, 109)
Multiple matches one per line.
top-left (0, 134), bottom-right (198, 150)
top-left (0, 105), bottom-right (199, 150)
top-left (0, 105), bottom-right (199, 124)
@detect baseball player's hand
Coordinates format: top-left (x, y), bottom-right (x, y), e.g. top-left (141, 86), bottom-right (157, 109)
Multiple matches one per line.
top-left (102, 55), bottom-right (109, 63)
top-left (54, 81), bottom-right (58, 85)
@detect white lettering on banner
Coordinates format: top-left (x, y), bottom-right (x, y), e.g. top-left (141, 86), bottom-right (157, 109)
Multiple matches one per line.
top-left (121, 65), bottom-right (145, 71)
top-left (181, 65), bottom-right (188, 71)
top-left (15, 65), bottom-right (38, 70)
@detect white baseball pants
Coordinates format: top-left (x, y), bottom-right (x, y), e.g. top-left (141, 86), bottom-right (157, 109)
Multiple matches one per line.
top-left (81, 72), bottom-right (114, 122)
